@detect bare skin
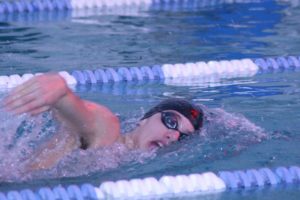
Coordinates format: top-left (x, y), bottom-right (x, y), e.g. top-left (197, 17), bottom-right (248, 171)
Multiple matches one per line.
top-left (2, 73), bottom-right (195, 170)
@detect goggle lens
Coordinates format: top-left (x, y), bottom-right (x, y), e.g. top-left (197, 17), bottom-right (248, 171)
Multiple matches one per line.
top-left (161, 112), bottom-right (190, 141)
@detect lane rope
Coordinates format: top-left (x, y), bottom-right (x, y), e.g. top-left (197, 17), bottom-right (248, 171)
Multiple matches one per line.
top-left (0, 0), bottom-right (267, 14)
top-left (0, 166), bottom-right (299, 199)
top-left (0, 56), bottom-right (299, 89)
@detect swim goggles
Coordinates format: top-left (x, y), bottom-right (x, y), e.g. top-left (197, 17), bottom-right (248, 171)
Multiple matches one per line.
top-left (161, 111), bottom-right (190, 141)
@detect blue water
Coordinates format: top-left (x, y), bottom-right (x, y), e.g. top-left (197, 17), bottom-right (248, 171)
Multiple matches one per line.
top-left (0, 0), bottom-right (300, 199)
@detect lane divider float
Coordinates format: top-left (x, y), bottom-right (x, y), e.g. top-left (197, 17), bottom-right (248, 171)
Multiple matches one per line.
top-left (0, 0), bottom-right (268, 14)
top-left (0, 166), bottom-right (299, 199)
top-left (0, 56), bottom-right (300, 89)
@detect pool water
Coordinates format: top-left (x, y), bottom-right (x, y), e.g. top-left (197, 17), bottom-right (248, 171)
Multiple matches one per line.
top-left (0, 0), bottom-right (300, 199)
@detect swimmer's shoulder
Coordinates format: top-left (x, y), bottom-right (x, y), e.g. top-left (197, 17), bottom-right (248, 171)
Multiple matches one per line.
top-left (82, 100), bottom-right (121, 149)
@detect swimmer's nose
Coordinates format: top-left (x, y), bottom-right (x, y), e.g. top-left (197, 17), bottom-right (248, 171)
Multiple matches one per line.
top-left (166, 130), bottom-right (180, 142)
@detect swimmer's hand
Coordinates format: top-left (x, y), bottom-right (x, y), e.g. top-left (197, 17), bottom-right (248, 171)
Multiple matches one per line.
top-left (2, 73), bottom-right (120, 149)
top-left (3, 73), bottom-right (68, 116)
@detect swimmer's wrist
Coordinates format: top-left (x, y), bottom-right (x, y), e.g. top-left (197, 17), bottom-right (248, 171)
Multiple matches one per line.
top-left (52, 88), bottom-right (73, 109)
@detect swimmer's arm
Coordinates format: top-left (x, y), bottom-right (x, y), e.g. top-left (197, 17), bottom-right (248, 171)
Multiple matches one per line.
top-left (3, 73), bottom-right (120, 148)
top-left (53, 94), bottom-right (120, 148)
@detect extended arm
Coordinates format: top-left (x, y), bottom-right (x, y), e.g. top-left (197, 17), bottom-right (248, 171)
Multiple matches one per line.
top-left (3, 73), bottom-right (120, 148)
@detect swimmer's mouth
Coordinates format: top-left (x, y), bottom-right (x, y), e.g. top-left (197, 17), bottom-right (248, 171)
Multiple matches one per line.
top-left (150, 141), bottom-right (164, 149)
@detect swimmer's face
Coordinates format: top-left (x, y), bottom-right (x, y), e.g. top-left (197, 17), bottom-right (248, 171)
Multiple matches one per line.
top-left (135, 110), bottom-right (195, 150)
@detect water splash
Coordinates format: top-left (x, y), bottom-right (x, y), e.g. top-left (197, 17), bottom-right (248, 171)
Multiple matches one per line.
top-left (144, 105), bottom-right (268, 175)
top-left (202, 106), bottom-right (267, 144)
top-left (0, 105), bottom-right (156, 182)
top-left (0, 99), bottom-right (268, 182)
top-left (30, 143), bottom-right (156, 180)
top-left (0, 108), bottom-right (59, 181)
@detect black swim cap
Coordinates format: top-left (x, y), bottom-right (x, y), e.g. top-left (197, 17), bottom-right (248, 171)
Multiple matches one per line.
top-left (141, 98), bottom-right (204, 130)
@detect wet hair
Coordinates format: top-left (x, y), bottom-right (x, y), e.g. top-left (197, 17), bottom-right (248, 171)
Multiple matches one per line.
top-left (141, 98), bottom-right (204, 130)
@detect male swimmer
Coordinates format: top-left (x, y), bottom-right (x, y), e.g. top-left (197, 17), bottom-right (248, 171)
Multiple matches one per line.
top-left (2, 73), bottom-right (204, 169)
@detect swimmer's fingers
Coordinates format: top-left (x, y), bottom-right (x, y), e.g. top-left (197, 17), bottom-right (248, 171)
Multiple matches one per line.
top-left (9, 96), bottom-right (48, 115)
top-left (3, 74), bottom-right (68, 115)
top-left (3, 78), bottom-right (38, 106)
top-left (4, 89), bottom-right (39, 112)
top-left (28, 105), bottom-right (50, 116)
top-left (10, 76), bottom-right (37, 95)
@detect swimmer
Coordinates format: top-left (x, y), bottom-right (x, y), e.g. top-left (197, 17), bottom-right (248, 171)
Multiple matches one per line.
top-left (2, 73), bottom-right (203, 170)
